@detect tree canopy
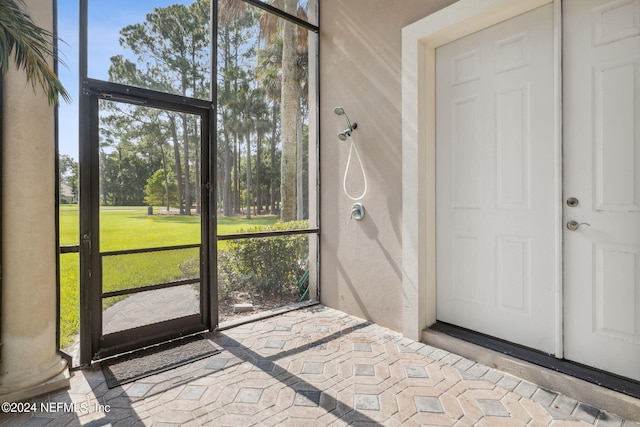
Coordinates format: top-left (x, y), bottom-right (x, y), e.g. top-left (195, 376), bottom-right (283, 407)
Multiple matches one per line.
top-left (95, 0), bottom-right (312, 223)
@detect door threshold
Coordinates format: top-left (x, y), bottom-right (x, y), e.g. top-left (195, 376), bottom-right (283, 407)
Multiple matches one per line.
top-left (218, 300), bottom-right (319, 331)
top-left (423, 322), bottom-right (640, 422)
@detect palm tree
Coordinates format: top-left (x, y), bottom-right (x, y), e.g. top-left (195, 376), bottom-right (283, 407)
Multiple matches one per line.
top-left (256, 41), bottom-right (282, 215)
top-left (0, 0), bottom-right (70, 105)
top-left (260, 0), bottom-right (309, 222)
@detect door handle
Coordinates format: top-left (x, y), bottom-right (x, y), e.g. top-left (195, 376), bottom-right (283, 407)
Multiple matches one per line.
top-left (566, 220), bottom-right (590, 231)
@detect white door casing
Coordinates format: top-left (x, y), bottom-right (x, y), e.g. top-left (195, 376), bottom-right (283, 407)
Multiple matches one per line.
top-left (402, 0), bottom-right (640, 381)
top-left (435, 4), bottom-right (557, 354)
top-left (563, 0), bottom-right (640, 380)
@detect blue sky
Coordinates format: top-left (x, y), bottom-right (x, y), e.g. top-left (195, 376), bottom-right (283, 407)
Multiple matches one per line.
top-left (57, 0), bottom-right (191, 159)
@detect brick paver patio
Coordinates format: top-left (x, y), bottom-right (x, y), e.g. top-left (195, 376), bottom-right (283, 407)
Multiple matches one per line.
top-left (1, 305), bottom-right (639, 426)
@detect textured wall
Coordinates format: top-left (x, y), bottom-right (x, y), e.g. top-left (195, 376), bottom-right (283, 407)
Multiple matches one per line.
top-left (0, 0), bottom-right (68, 401)
top-left (319, 0), bottom-right (456, 332)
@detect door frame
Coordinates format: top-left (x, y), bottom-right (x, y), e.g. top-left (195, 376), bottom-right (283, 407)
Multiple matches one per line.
top-left (401, 0), bottom-right (564, 356)
top-left (79, 78), bottom-right (217, 363)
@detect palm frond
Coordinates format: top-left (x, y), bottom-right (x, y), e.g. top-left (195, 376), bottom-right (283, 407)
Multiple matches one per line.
top-left (218, 0), bottom-right (248, 27)
top-left (258, 0), bottom-right (308, 53)
top-left (259, 0), bottom-right (282, 41)
top-left (296, 5), bottom-right (307, 52)
top-left (0, 0), bottom-right (70, 105)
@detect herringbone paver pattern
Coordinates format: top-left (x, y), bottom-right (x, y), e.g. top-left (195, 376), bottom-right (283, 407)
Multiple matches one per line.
top-left (1, 305), bottom-right (638, 426)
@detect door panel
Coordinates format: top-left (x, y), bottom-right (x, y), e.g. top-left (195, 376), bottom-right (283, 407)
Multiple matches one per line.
top-left (434, 0), bottom-right (640, 381)
top-left (563, 0), bottom-right (640, 380)
top-left (435, 4), bottom-right (557, 355)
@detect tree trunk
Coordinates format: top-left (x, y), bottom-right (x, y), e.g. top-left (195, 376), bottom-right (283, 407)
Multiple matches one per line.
top-left (223, 124), bottom-right (232, 217)
top-left (222, 31), bottom-right (233, 217)
top-left (182, 112), bottom-right (191, 215)
top-left (256, 129), bottom-right (262, 215)
top-left (296, 93), bottom-right (303, 220)
top-left (195, 150), bottom-right (201, 214)
top-left (270, 102), bottom-right (278, 214)
top-left (191, 51), bottom-right (202, 215)
top-left (169, 115), bottom-right (185, 214)
top-left (279, 0), bottom-right (298, 222)
top-left (160, 144), bottom-right (170, 211)
top-left (245, 130), bottom-right (252, 219)
top-left (234, 134), bottom-right (241, 214)
top-left (194, 119), bottom-right (201, 214)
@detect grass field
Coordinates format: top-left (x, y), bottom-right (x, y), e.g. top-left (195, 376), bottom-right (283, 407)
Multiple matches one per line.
top-left (59, 205), bottom-right (278, 347)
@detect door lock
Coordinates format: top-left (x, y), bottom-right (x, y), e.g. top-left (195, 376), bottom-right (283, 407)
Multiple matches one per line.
top-left (566, 220), bottom-right (590, 231)
top-left (566, 197), bottom-right (579, 207)
top-left (81, 233), bottom-right (91, 254)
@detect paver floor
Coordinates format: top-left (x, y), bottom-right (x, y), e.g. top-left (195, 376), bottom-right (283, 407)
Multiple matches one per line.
top-left (2, 305), bottom-right (639, 426)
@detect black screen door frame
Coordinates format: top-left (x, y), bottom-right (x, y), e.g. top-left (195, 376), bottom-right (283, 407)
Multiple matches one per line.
top-left (79, 78), bottom-right (217, 363)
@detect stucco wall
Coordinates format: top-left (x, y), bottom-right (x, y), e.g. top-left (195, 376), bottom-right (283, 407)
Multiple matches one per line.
top-left (0, 0), bottom-right (68, 401)
top-left (319, 0), bottom-right (456, 333)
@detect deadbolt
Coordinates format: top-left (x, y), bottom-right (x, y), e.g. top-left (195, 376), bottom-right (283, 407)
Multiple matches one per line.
top-left (566, 197), bottom-right (579, 207)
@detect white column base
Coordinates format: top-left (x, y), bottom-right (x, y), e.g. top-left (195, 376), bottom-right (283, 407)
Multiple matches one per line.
top-left (0, 359), bottom-right (69, 403)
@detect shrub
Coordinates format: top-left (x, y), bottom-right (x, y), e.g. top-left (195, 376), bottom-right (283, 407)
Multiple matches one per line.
top-left (219, 220), bottom-right (309, 297)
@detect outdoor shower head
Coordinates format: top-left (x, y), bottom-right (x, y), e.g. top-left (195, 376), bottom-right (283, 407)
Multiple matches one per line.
top-left (338, 129), bottom-right (351, 141)
top-left (334, 107), bottom-right (357, 140)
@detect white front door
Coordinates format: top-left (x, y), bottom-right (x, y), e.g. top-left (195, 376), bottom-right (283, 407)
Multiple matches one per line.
top-left (436, 0), bottom-right (640, 380)
top-left (435, 4), bottom-right (558, 355)
top-left (563, 0), bottom-right (640, 381)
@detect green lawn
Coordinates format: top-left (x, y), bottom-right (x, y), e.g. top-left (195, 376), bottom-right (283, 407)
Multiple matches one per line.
top-left (59, 205), bottom-right (278, 347)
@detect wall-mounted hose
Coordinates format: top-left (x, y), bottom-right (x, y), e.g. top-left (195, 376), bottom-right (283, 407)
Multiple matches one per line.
top-left (343, 135), bottom-right (367, 201)
top-left (334, 107), bottom-right (367, 201)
